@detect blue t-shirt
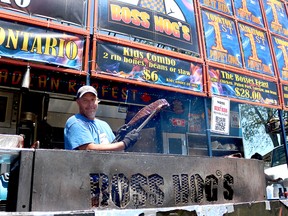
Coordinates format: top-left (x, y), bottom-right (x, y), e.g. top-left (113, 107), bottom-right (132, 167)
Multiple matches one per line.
top-left (64, 113), bottom-right (116, 150)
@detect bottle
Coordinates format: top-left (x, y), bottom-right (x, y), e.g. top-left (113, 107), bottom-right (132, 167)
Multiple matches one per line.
top-left (273, 184), bottom-right (279, 198)
top-left (284, 188), bottom-right (287, 198)
top-left (279, 188), bottom-right (283, 198)
top-left (266, 185), bottom-right (273, 199)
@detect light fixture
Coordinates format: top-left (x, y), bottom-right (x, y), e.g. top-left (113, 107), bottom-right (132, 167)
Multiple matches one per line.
top-left (21, 65), bottom-right (31, 90)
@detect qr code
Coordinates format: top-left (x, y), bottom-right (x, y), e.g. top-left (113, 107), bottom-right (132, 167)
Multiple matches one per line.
top-left (215, 116), bottom-right (226, 131)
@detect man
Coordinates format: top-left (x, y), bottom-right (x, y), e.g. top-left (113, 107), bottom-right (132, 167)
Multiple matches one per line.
top-left (64, 85), bottom-right (139, 151)
top-left (250, 153), bottom-right (283, 185)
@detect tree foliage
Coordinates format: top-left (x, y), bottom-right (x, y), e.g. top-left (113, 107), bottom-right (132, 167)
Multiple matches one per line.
top-left (240, 104), bottom-right (280, 156)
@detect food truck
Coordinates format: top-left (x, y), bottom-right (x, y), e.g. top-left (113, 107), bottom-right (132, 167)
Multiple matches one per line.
top-left (0, 0), bottom-right (287, 215)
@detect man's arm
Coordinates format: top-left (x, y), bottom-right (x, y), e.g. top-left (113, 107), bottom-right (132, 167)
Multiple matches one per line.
top-left (78, 141), bottom-right (125, 151)
top-left (265, 174), bottom-right (283, 184)
top-left (78, 129), bottom-right (139, 151)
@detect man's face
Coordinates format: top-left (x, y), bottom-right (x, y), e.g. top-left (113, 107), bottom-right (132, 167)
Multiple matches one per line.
top-left (77, 93), bottom-right (99, 120)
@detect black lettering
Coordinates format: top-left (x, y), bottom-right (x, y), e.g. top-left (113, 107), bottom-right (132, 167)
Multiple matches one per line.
top-left (111, 173), bottom-right (130, 207)
top-left (223, 174), bottom-right (234, 200)
top-left (90, 172), bottom-right (235, 208)
top-left (130, 173), bottom-right (148, 207)
top-left (205, 175), bottom-right (218, 201)
top-left (148, 174), bottom-right (164, 206)
top-left (190, 174), bottom-right (205, 203)
top-left (172, 174), bottom-right (189, 204)
top-left (90, 173), bottom-right (109, 207)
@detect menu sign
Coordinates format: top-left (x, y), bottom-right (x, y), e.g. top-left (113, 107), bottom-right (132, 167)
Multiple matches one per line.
top-left (209, 67), bottom-right (279, 106)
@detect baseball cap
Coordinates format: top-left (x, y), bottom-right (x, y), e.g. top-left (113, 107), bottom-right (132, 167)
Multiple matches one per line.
top-left (76, 85), bottom-right (97, 99)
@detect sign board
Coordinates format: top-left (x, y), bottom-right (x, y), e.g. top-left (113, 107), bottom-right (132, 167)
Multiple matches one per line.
top-left (96, 41), bottom-right (203, 92)
top-left (201, 10), bottom-right (243, 68)
top-left (282, 84), bottom-right (288, 109)
top-left (97, 0), bottom-right (199, 54)
top-left (262, 0), bottom-right (288, 38)
top-left (209, 67), bottom-right (279, 106)
top-left (211, 96), bottom-right (230, 135)
top-left (0, 20), bottom-right (84, 70)
top-left (271, 36), bottom-right (288, 80)
top-left (234, 0), bottom-right (264, 27)
top-left (199, 0), bottom-right (233, 15)
top-left (0, 0), bottom-right (86, 26)
top-left (16, 150), bottom-right (266, 211)
top-left (0, 63), bottom-right (199, 106)
top-left (238, 23), bottom-right (274, 76)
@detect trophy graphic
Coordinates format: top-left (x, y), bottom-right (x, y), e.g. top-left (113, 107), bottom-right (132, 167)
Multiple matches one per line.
top-left (238, 0), bottom-right (251, 19)
top-left (267, 0), bottom-right (282, 31)
top-left (209, 21), bottom-right (228, 53)
top-left (245, 33), bottom-right (261, 63)
top-left (278, 45), bottom-right (288, 71)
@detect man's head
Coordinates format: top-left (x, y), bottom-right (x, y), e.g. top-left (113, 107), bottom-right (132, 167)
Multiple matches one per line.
top-left (251, 152), bottom-right (263, 160)
top-left (76, 85), bottom-right (97, 99)
top-left (76, 85), bottom-right (99, 120)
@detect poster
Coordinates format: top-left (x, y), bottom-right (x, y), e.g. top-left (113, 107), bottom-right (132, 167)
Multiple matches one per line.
top-left (0, 20), bottom-right (84, 70)
top-left (188, 113), bottom-right (203, 133)
top-left (262, 0), bottom-right (288, 38)
top-left (271, 36), bottom-right (288, 80)
top-left (96, 41), bottom-right (203, 92)
top-left (199, 0), bottom-right (233, 15)
top-left (0, 0), bottom-right (86, 26)
top-left (211, 96), bottom-right (230, 135)
top-left (209, 67), bottom-right (279, 106)
top-left (234, 0), bottom-right (264, 27)
top-left (230, 111), bottom-right (240, 128)
top-left (201, 10), bottom-right (243, 68)
top-left (98, 0), bottom-right (199, 54)
top-left (238, 23), bottom-right (274, 76)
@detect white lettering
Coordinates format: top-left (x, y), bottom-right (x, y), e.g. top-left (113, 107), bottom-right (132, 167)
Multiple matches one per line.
top-left (15, 0), bottom-right (30, 7)
top-left (0, 0), bottom-right (31, 8)
top-left (0, 0), bottom-right (11, 4)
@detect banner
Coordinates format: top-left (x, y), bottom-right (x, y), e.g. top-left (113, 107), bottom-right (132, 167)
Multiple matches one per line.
top-left (98, 0), bottom-right (199, 55)
top-left (282, 84), bottom-right (288, 108)
top-left (0, 0), bottom-right (86, 26)
top-left (0, 64), bottom-right (87, 95)
top-left (271, 36), bottom-right (288, 80)
top-left (234, 0), bottom-right (264, 27)
top-left (211, 96), bottom-right (230, 135)
top-left (0, 63), bottom-right (195, 106)
top-left (96, 41), bottom-right (203, 92)
top-left (199, 0), bottom-right (233, 15)
top-left (0, 20), bottom-right (84, 70)
top-left (238, 23), bottom-right (274, 76)
top-left (262, 0), bottom-right (288, 38)
top-left (201, 10), bottom-right (243, 68)
top-left (209, 67), bottom-right (279, 106)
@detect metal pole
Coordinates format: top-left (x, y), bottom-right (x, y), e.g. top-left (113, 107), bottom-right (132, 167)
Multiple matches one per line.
top-left (86, 72), bottom-right (90, 85)
top-left (204, 97), bottom-right (212, 157)
top-left (278, 109), bottom-right (288, 167)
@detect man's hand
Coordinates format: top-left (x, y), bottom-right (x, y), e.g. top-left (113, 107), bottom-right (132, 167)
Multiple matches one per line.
top-left (113, 124), bottom-right (131, 143)
top-left (117, 124), bottom-right (129, 136)
top-left (273, 177), bottom-right (283, 183)
top-left (122, 129), bottom-right (139, 150)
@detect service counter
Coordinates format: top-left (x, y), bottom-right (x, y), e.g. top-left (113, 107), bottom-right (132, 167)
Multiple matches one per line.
top-left (1, 149), bottom-right (267, 212)
top-left (1, 149), bottom-right (266, 212)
